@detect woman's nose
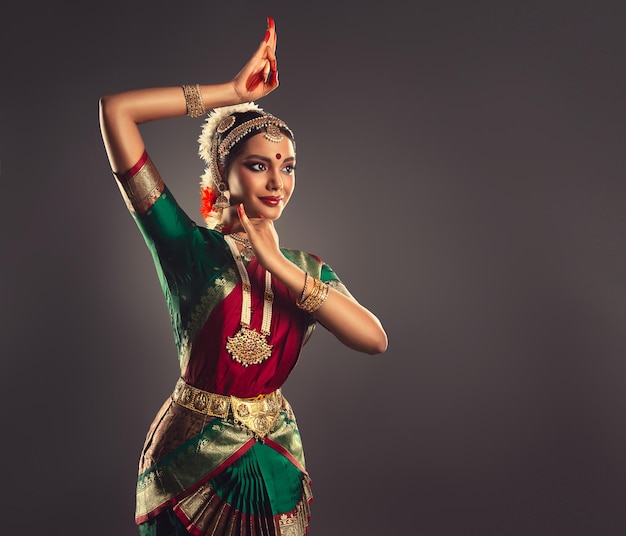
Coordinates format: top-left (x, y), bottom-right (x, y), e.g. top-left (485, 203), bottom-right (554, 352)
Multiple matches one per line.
top-left (268, 171), bottom-right (283, 190)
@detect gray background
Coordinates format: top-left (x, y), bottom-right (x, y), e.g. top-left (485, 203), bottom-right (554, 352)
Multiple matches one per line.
top-left (2, 1), bottom-right (625, 535)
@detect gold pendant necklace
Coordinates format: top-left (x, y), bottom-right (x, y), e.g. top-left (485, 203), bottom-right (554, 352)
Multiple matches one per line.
top-left (230, 233), bottom-right (255, 262)
top-left (224, 235), bottom-right (273, 367)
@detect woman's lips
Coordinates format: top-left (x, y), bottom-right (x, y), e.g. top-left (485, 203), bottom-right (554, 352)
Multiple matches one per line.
top-left (259, 196), bottom-right (283, 207)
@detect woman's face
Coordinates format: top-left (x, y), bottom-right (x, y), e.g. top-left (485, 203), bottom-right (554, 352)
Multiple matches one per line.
top-left (226, 132), bottom-right (296, 220)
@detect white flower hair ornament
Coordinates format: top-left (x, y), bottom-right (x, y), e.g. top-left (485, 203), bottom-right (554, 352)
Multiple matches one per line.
top-left (198, 102), bottom-right (263, 228)
top-left (198, 102), bottom-right (263, 166)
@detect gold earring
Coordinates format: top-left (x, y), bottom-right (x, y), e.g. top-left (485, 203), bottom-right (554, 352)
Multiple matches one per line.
top-left (214, 181), bottom-right (230, 209)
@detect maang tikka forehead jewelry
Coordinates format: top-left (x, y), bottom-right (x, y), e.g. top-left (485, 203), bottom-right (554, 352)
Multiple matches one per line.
top-left (217, 115), bottom-right (294, 160)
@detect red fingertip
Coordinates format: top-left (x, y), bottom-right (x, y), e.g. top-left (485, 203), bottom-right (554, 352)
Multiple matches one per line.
top-left (267, 17), bottom-right (275, 29)
top-left (264, 30), bottom-right (270, 43)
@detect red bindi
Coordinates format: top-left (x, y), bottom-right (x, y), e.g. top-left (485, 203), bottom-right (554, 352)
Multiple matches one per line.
top-left (275, 153), bottom-right (281, 160)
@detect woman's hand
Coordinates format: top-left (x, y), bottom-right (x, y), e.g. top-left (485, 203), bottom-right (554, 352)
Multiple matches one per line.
top-left (100, 17), bottom-right (279, 173)
top-left (236, 204), bottom-right (284, 272)
top-left (231, 17), bottom-right (279, 103)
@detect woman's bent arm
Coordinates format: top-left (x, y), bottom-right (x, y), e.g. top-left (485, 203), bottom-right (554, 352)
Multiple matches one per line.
top-left (237, 205), bottom-right (388, 355)
top-left (99, 84), bottom-right (242, 174)
top-left (99, 19), bottom-right (278, 174)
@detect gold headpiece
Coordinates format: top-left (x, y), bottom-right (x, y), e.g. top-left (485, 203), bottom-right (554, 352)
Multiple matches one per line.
top-left (216, 115), bottom-right (294, 160)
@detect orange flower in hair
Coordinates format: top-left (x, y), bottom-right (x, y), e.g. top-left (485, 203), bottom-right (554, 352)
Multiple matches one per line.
top-left (200, 187), bottom-right (216, 219)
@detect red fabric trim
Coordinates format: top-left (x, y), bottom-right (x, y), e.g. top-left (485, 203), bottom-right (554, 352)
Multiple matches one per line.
top-left (264, 437), bottom-right (309, 475)
top-left (123, 150), bottom-right (149, 181)
top-left (308, 253), bottom-right (322, 265)
top-left (135, 437), bottom-right (256, 524)
top-left (173, 507), bottom-right (203, 536)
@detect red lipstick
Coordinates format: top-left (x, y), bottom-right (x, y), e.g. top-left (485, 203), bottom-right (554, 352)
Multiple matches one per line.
top-left (259, 196), bottom-right (283, 207)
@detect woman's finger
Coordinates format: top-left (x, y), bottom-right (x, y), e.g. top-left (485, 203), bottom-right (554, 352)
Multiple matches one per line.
top-left (235, 18), bottom-right (278, 95)
top-left (267, 46), bottom-right (278, 86)
top-left (268, 17), bottom-right (277, 53)
top-left (262, 60), bottom-right (271, 85)
top-left (252, 18), bottom-right (273, 57)
top-left (237, 203), bottom-right (251, 232)
top-left (238, 203), bottom-right (268, 230)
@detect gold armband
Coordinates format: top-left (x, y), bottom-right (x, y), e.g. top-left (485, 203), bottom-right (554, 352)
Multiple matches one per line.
top-left (115, 153), bottom-right (165, 214)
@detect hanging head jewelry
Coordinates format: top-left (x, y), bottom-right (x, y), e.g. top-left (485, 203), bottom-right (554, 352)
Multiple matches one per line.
top-left (198, 102), bottom-right (295, 229)
top-left (213, 179), bottom-right (230, 209)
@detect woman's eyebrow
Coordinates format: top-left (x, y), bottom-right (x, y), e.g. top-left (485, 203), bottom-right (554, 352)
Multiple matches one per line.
top-left (244, 154), bottom-right (295, 162)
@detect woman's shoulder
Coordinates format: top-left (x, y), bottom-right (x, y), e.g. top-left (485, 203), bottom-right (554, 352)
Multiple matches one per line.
top-left (201, 227), bottom-right (228, 243)
top-left (280, 247), bottom-right (323, 272)
top-left (281, 247), bottom-right (348, 291)
top-left (194, 227), bottom-right (232, 255)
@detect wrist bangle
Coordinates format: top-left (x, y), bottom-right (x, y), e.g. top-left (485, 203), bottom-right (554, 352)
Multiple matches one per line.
top-left (296, 277), bottom-right (330, 313)
top-left (299, 272), bottom-right (310, 304)
top-left (182, 84), bottom-right (205, 118)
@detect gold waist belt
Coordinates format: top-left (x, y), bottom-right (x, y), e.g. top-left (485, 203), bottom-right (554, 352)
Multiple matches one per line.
top-left (172, 378), bottom-right (283, 439)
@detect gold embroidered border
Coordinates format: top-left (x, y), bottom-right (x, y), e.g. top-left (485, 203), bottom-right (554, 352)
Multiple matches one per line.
top-left (266, 406), bottom-right (306, 471)
top-left (177, 482), bottom-right (276, 535)
top-left (136, 420), bottom-right (253, 520)
top-left (116, 157), bottom-right (165, 214)
top-left (179, 267), bottom-right (238, 373)
top-left (174, 473), bottom-right (312, 535)
top-left (276, 480), bottom-right (312, 536)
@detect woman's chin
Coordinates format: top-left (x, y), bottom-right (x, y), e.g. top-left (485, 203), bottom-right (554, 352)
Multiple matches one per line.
top-left (254, 205), bottom-right (285, 220)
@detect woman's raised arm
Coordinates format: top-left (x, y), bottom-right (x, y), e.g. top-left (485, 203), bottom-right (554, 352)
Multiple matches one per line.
top-left (99, 17), bottom-right (279, 174)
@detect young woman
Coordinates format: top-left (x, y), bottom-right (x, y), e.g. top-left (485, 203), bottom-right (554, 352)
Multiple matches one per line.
top-left (99, 17), bottom-right (387, 536)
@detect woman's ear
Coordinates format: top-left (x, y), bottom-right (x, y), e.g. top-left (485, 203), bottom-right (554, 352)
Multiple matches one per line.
top-left (221, 166), bottom-right (230, 189)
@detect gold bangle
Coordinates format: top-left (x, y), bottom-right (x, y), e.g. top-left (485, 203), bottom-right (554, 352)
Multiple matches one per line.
top-left (308, 280), bottom-right (330, 312)
top-left (182, 84), bottom-right (205, 118)
top-left (298, 272), bottom-right (310, 304)
top-left (296, 277), bottom-right (330, 313)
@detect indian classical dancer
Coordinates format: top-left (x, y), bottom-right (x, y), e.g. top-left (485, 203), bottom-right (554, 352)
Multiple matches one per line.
top-left (99, 17), bottom-right (387, 536)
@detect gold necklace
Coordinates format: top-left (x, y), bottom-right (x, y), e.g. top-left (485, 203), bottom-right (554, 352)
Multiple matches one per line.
top-left (224, 235), bottom-right (273, 367)
top-left (230, 233), bottom-right (255, 262)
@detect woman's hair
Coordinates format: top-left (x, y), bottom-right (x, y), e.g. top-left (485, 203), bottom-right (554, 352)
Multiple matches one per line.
top-left (198, 103), bottom-right (295, 229)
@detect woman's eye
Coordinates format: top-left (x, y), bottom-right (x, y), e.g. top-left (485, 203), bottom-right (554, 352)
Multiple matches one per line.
top-left (246, 162), bottom-right (267, 172)
top-left (282, 165), bottom-right (295, 174)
